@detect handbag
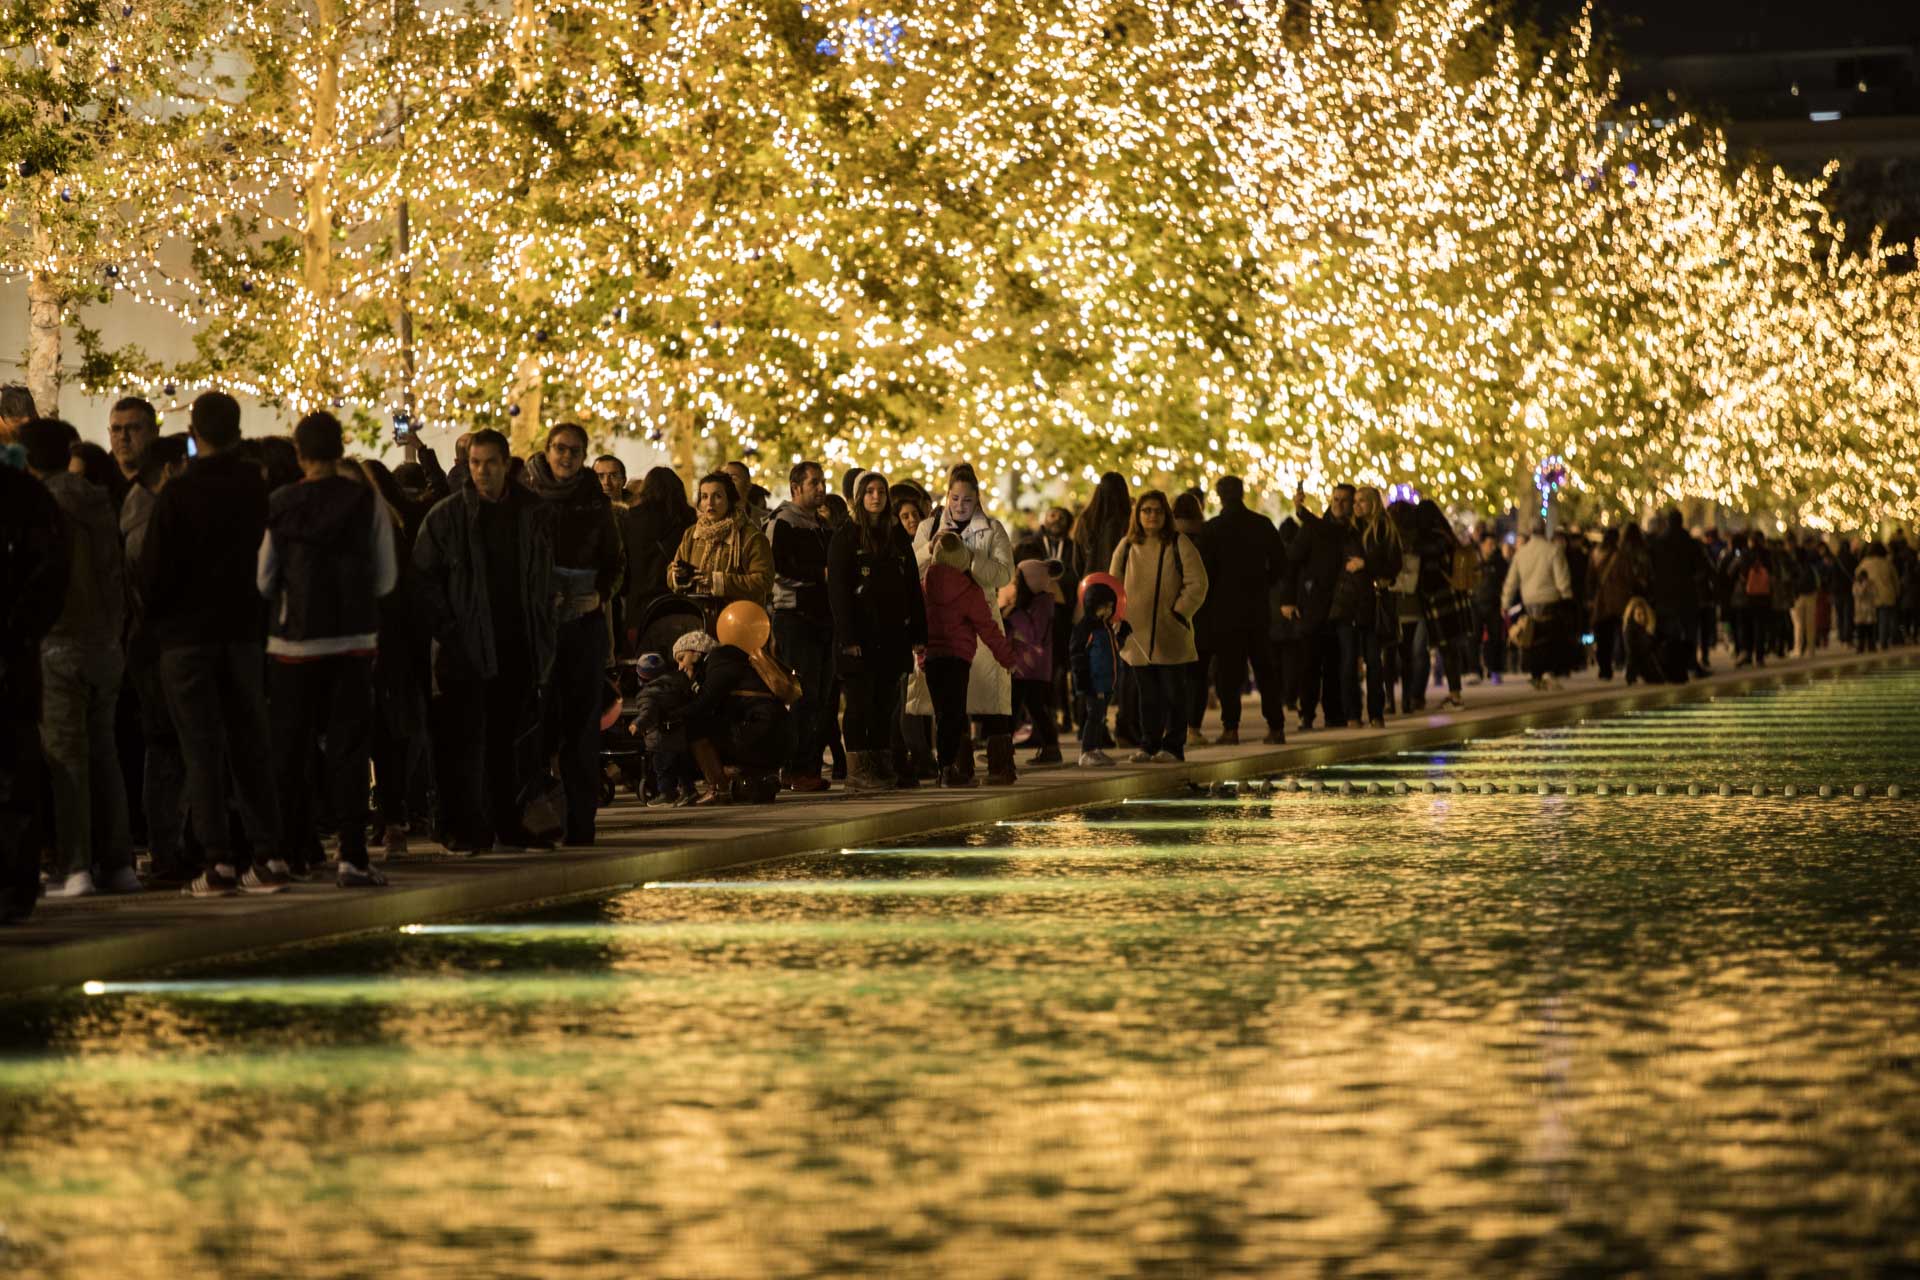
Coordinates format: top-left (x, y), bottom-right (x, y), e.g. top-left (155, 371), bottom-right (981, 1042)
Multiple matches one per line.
top-left (903, 666), bottom-right (934, 717)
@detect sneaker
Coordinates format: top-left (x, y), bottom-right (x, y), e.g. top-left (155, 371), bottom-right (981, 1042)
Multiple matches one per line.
top-left (1077, 751), bottom-right (1101, 768)
top-left (1464, 674), bottom-right (1484, 686)
top-left (382, 824), bottom-right (410, 859)
top-left (1296, 718), bottom-right (1317, 733)
top-left (266, 858), bottom-right (311, 883)
top-left (647, 790), bottom-right (681, 808)
top-left (1151, 750), bottom-right (1180, 764)
top-left (1128, 749), bottom-right (1156, 764)
top-left (185, 865), bottom-right (240, 898)
top-left (1186, 727), bottom-right (1207, 746)
top-left (1530, 676), bottom-right (1546, 690)
top-left (239, 866), bottom-right (290, 894)
top-left (101, 867), bottom-right (144, 895)
top-left (1092, 749), bottom-right (1118, 766)
top-left (1488, 673), bottom-right (1503, 685)
top-left (336, 861), bottom-right (389, 888)
top-left (672, 791), bottom-right (699, 807)
top-left (47, 871), bottom-right (96, 899)
top-left (1368, 717), bottom-right (1386, 729)
top-left (1442, 695), bottom-right (1464, 710)
top-left (1216, 729), bottom-right (1240, 746)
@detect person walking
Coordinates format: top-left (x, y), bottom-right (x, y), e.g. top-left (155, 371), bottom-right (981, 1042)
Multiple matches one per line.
top-left (20, 420), bottom-right (136, 898)
top-left (672, 472), bottom-right (774, 608)
top-left (138, 392), bottom-right (286, 897)
top-left (913, 465), bottom-right (1019, 783)
top-left (1035, 505), bottom-right (1082, 735)
top-left (1500, 517), bottom-right (1572, 690)
top-left (1074, 472), bottom-right (1134, 742)
top-left (1727, 531), bottom-right (1774, 667)
top-left (1070, 580), bottom-right (1125, 767)
top-left (257, 412), bottom-right (398, 887)
top-left (829, 470), bottom-right (927, 791)
top-left (1112, 489), bottom-right (1208, 761)
top-left (1409, 500), bottom-right (1473, 709)
top-left (1287, 483), bottom-right (1358, 728)
top-left (1004, 558), bottom-right (1064, 765)
top-left (414, 428), bottom-right (559, 852)
top-left (1339, 486), bottom-right (1403, 726)
top-left (1641, 511), bottom-right (1706, 683)
top-left (769, 461), bottom-right (837, 791)
top-left (1475, 532), bottom-right (1510, 683)
top-left (1589, 526), bottom-right (1646, 681)
top-left (1196, 476), bottom-right (1286, 745)
top-left (520, 423), bottom-right (625, 846)
top-left (1858, 542), bottom-right (1899, 651)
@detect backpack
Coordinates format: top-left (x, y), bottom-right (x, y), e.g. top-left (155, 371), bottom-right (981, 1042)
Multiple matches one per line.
top-left (1743, 559), bottom-right (1771, 599)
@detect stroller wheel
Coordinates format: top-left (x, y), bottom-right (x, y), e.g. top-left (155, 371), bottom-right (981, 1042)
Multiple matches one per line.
top-left (598, 774), bottom-right (616, 807)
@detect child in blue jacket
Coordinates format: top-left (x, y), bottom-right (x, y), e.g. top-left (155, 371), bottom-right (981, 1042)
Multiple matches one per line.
top-left (1069, 581), bottom-right (1129, 767)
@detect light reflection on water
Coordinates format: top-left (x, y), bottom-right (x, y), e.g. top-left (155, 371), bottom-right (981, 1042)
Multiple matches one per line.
top-left (3, 675), bottom-right (1920, 1275)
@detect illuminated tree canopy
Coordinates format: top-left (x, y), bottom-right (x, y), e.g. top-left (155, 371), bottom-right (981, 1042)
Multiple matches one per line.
top-left (4, 0), bottom-right (1916, 525)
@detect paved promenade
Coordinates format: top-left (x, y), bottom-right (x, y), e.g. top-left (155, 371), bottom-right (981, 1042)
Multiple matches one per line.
top-left (4, 646), bottom-right (1914, 997)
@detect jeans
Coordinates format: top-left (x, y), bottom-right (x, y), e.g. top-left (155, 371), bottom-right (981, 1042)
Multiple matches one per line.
top-left (129, 658), bottom-right (188, 872)
top-left (1593, 614), bottom-right (1622, 679)
top-left (1736, 604), bottom-right (1769, 664)
top-left (546, 612), bottom-right (610, 845)
top-left (773, 614), bottom-right (835, 774)
top-left (1398, 618), bottom-right (1430, 707)
top-left (1079, 693), bottom-right (1111, 754)
top-left (1298, 625), bottom-right (1348, 727)
top-left (842, 657), bottom-right (906, 753)
top-left (1334, 622), bottom-right (1387, 722)
top-left (1211, 624), bottom-right (1282, 732)
top-left (270, 654), bottom-right (375, 870)
top-left (1131, 663), bottom-right (1186, 757)
top-left (435, 668), bottom-right (536, 849)
top-left (161, 642), bottom-right (281, 873)
top-left (1878, 608), bottom-right (1898, 651)
top-left (40, 643), bottom-right (132, 879)
top-left (1790, 594), bottom-right (1816, 657)
top-left (924, 655), bottom-right (972, 769)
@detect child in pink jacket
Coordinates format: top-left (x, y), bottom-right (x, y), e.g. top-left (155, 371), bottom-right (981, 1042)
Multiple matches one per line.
top-left (922, 533), bottom-right (1020, 786)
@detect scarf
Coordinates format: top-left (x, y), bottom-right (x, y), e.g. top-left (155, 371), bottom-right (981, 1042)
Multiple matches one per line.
top-left (688, 510), bottom-right (738, 548)
top-left (520, 451), bottom-right (592, 502)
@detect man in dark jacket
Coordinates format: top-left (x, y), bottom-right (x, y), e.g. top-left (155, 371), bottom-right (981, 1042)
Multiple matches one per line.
top-left (0, 459), bottom-right (67, 922)
top-left (416, 428), bottom-right (558, 852)
top-left (1197, 476), bottom-right (1286, 744)
top-left (258, 412), bottom-right (398, 886)
top-left (1287, 483), bottom-right (1355, 729)
top-left (519, 422), bottom-right (623, 846)
top-left (1645, 511), bottom-right (1707, 684)
top-left (23, 420), bottom-right (136, 899)
top-left (139, 392), bottom-right (286, 898)
top-left (768, 461), bottom-right (834, 790)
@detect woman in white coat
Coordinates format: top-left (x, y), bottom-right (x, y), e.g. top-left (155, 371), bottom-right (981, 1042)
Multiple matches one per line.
top-left (913, 464), bottom-right (1018, 783)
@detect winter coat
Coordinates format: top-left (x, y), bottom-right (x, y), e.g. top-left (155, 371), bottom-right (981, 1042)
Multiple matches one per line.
top-left (1286, 508), bottom-right (1351, 628)
top-left (768, 499), bottom-right (834, 625)
top-left (1110, 533), bottom-right (1208, 666)
top-left (621, 500), bottom-right (694, 625)
top-left (1645, 522), bottom-right (1707, 617)
top-left (634, 669), bottom-right (694, 754)
top-left (1327, 524), bottom-right (1403, 629)
top-left (674, 512), bottom-right (774, 608)
top-left (1, 468), bottom-right (68, 717)
top-left (1475, 547), bottom-right (1508, 615)
top-left (1589, 546), bottom-right (1646, 622)
top-left (1070, 612), bottom-right (1122, 697)
top-left (828, 519), bottom-right (926, 672)
top-left (1195, 500), bottom-right (1282, 646)
top-left (520, 454), bottom-right (624, 625)
top-left (412, 484), bottom-right (558, 684)
top-left (40, 471), bottom-right (125, 651)
top-left (1004, 593), bottom-right (1055, 681)
top-left (1727, 546), bottom-right (1775, 607)
top-left (139, 450), bottom-right (270, 650)
top-left (914, 504), bottom-right (1015, 715)
top-left (1859, 554), bottom-right (1898, 610)
top-left (1501, 535), bottom-right (1573, 612)
top-left (258, 474), bottom-right (398, 659)
top-left (679, 644), bottom-right (789, 769)
top-left (923, 563), bottom-right (1021, 668)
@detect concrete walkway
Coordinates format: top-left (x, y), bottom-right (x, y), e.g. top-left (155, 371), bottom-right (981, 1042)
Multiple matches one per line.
top-left (4, 645), bottom-right (1915, 997)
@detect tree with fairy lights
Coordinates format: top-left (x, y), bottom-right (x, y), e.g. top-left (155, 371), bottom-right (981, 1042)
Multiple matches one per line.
top-left (0, 0), bottom-right (229, 412)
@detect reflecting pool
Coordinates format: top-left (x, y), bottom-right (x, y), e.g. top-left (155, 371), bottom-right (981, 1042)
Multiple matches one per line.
top-left (4, 673), bottom-right (1920, 1275)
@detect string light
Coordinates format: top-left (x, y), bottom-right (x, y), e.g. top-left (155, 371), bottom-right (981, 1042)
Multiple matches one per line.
top-left (2, 0), bottom-right (1914, 529)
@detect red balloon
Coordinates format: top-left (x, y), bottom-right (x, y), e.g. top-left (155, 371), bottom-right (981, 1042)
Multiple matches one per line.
top-left (1078, 571), bottom-right (1128, 623)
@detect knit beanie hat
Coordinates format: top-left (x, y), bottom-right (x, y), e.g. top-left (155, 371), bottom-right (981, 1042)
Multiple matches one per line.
top-left (1018, 558), bottom-right (1063, 592)
top-left (933, 531), bottom-right (972, 571)
top-left (671, 630), bottom-right (717, 659)
top-left (637, 653), bottom-right (668, 681)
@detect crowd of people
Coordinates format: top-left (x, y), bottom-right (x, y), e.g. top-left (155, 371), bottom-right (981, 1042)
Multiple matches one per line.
top-left (2, 379), bottom-right (1914, 917)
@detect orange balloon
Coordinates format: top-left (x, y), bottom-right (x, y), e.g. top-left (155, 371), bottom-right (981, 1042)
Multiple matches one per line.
top-left (716, 600), bottom-right (772, 653)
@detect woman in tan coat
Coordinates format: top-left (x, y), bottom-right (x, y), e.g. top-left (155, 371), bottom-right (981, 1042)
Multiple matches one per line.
top-left (672, 472), bottom-right (774, 609)
top-left (1110, 489), bottom-right (1207, 763)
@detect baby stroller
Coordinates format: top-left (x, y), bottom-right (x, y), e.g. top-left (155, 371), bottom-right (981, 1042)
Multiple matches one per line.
top-left (635, 592), bottom-right (723, 659)
top-left (597, 659), bottom-right (648, 806)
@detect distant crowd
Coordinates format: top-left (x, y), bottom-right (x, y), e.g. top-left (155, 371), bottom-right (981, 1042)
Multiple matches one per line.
top-left (0, 380), bottom-right (1910, 919)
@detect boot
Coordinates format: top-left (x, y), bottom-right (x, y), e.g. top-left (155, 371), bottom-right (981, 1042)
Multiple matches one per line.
top-left (1026, 743), bottom-right (1063, 766)
top-left (890, 748), bottom-right (920, 789)
top-left (692, 740), bottom-right (731, 805)
top-left (985, 734), bottom-right (1018, 786)
top-left (846, 751), bottom-right (889, 795)
top-left (940, 763), bottom-right (979, 788)
top-left (957, 735), bottom-right (978, 785)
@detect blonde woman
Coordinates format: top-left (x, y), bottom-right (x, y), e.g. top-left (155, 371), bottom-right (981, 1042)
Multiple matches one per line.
top-left (1110, 489), bottom-right (1208, 761)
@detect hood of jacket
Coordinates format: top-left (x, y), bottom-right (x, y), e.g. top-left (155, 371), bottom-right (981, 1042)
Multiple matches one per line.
top-left (923, 562), bottom-right (978, 609)
top-left (269, 474), bottom-right (373, 547)
top-left (770, 499), bottom-right (823, 532)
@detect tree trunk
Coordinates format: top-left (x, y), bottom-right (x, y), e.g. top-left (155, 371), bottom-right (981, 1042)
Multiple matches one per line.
top-left (25, 264), bottom-right (61, 418)
top-left (510, 352), bottom-right (543, 457)
top-left (302, 0), bottom-right (342, 405)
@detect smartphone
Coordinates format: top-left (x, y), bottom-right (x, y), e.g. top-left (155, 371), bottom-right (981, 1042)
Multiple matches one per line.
top-left (187, 435), bottom-right (198, 458)
top-left (392, 413), bottom-right (413, 446)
